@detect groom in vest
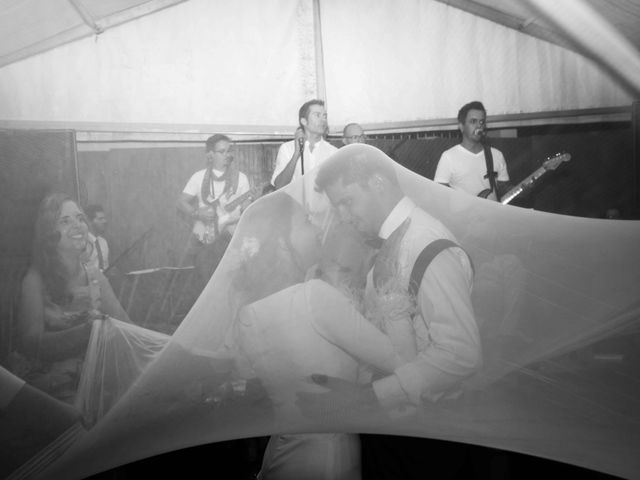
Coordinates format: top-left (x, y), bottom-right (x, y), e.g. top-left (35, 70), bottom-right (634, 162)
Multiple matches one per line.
top-left (311, 144), bottom-right (482, 479)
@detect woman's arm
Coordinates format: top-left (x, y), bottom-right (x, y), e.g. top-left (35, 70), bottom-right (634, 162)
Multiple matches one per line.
top-left (307, 280), bottom-right (415, 374)
top-left (96, 271), bottom-right (131, 323)
top-left (18, 269), bottom-right (92, 362)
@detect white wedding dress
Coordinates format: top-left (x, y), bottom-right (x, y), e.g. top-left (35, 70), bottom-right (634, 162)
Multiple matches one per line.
top-left (234, 278), bottom-right (408, 480)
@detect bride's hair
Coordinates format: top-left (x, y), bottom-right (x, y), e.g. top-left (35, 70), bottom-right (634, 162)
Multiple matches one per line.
top-left (230, 192), bottom-right (302, 305)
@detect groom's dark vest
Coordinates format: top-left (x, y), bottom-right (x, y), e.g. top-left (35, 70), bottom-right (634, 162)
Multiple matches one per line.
top-left (372, 217), bottom-right (470, 298)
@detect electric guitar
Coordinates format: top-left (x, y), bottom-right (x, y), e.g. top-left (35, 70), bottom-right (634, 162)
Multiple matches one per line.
top-left (477, 152), bottom-right (571, 205)
top-left (193, 182), bottom-right (267, 244)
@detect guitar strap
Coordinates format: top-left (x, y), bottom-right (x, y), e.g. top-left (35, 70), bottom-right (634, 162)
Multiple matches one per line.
top-left (483, 142), bottom-right (500, 202)
top-left (201, 164), bottom-right (241, 237)
top-left (409, 239), bottom-right (473, 298)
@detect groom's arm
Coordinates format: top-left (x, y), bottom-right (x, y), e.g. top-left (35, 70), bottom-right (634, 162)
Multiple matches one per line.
top-left (372, 248), bottom-right (481, 408)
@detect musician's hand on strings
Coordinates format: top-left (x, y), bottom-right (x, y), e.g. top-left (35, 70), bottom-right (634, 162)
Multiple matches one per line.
top-left (196, 206), bottom-right (216, 222)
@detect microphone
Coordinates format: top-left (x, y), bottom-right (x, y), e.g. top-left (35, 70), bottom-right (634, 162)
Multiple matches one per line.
top-left (298, 134), bottom-right (306, 175)
top-left (474, 127), bottom-right (488, 144)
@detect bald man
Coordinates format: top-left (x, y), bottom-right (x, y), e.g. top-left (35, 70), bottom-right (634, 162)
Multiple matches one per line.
top-left (342, 123), bottom-right (366, 145)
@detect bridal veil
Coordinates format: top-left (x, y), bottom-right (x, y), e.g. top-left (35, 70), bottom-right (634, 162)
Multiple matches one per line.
top-left (18, 144), bottom-right (640, 479)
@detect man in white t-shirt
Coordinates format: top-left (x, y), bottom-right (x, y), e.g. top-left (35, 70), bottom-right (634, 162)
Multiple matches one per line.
top-left (177, 134), bottom-right (251, 289)
top-left (271, 99), bottom-right (338, 190)
top-left (434, 101), bottom-right (511, 201)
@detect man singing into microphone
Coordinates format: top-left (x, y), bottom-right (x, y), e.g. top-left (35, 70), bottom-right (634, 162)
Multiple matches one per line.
top-left (434, 101), bottom-right (511, 201)
top-left (271, 99), bottom-right (337, 190)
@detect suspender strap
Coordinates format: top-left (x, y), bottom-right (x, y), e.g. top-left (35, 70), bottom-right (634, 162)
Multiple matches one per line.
top-left (409, 239), bottom-right (469, 298)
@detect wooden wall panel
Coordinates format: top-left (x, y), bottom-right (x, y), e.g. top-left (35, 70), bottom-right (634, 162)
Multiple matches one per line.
top-left (0, 129), bottom-right (77, 362)
top-left (0, 130), bottom-right (78, 258)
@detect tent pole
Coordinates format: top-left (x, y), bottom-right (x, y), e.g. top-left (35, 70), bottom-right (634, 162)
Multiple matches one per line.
top-left (312, 0), bottom-right (327, 102)
top-left (633, 100), bottom-right (640, 218)
top-left (67, 0), bottom-right (103, 34)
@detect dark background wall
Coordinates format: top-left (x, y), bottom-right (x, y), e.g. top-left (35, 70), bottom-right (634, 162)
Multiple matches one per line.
top-left (370, 127), bottom-right (634, 217)
top-left (76, 128), bottom-right (635, 280)
top-left (0, 130), bottom-right (78, 360)
top-left (0, 125), bottom-right (635, 354)
top-left (77, 143), bottom-right (280, 274)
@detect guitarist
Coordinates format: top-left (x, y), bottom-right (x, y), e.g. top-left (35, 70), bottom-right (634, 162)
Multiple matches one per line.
top-left (434, 101), bottom-right (512, 202)
top-left (177, 134), bottom-right (251, 290)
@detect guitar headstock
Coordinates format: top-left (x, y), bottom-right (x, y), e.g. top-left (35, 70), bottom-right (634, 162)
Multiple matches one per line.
top-left (542, 152), bottom-right (571, 171)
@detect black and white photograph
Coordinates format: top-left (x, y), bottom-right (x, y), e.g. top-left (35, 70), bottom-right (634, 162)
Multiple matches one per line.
top-left (1, 1), bottom-right (639, 479)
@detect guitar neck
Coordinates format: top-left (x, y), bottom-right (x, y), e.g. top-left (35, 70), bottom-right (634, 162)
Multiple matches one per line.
top-left (223, 182), bottom-right (265, 212)
top-left (500, 166), bottom-right (548, 205)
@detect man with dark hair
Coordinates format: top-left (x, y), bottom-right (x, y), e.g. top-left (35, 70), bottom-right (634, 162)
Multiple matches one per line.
top-left (312, 145), bottom-right (481, 479)
top-left (434, 101), bottom-right (511, 201)
top-left (271, 99), bottom-right (337, 189)
top-left (342, 122), bottom-right (367, 145)
top-left (177, 134), bottom-right (251, 288)
top-left (85, 204), bottom-right (109, 272)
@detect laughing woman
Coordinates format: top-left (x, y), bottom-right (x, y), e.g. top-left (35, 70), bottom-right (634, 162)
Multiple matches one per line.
top-left (10, 193), bottom-right (130, 404)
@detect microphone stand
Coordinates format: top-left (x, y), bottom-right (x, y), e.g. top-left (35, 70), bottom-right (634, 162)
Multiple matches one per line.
top-left (298, 136), bottom-right (307, 209)
top-left (298, 137), bottom-right (305, 176)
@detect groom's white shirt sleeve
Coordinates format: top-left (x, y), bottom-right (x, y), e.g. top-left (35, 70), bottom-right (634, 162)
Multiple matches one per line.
top-left (371, 199), bottom-right (481, 407)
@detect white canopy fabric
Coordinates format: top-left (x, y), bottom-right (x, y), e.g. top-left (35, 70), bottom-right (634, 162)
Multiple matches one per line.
top-left (27, 145), bottom-right (640, 480)
top-left (0, 0), bottom-right (187, 67)
top-left (0, 0), bottom-right (636, 136)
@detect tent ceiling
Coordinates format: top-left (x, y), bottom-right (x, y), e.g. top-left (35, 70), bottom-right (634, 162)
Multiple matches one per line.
top-left (0, 0), bottom-right (186, 67)
top-left (0, 0), bottom-right (637, 138)
top-left (434, 0), bottom-right (640, 54)
top-left (2, 0), bottom-right (640, 69)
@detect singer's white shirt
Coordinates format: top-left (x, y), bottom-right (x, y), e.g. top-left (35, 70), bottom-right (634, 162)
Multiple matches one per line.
top-left (270, 138), bottom-right (338, 186)
top-left (434, 144), bottom-right (509, 201)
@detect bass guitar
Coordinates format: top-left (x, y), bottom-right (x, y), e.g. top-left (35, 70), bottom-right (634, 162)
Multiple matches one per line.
top-left (478, 152), bottom-right (571, 205)
top-left (193, 182), bottom-right (267, 244)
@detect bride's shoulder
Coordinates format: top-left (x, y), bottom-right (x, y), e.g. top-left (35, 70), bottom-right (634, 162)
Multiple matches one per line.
top-left (304, 278), bottom-right (332, 293)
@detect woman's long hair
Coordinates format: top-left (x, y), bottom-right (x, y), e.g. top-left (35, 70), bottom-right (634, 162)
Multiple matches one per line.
top-left (31, 192), bottom-right (81, 305)
top-left (230, 192), bottom-right (300, 306)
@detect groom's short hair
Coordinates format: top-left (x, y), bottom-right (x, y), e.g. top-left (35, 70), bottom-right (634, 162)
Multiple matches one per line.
top-left (315, 145), bottom-right (399, 192)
